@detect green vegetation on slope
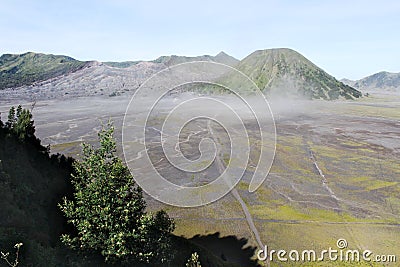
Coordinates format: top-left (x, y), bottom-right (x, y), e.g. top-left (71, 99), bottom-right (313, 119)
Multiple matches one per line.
top-left (0, 52), bottom-right (87, 90)
top-left (231, 48), bottom-right (362, 99)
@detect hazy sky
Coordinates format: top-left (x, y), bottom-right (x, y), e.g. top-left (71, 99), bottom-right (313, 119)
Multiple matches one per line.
top-left (1, 0), bottom-right (399, 79)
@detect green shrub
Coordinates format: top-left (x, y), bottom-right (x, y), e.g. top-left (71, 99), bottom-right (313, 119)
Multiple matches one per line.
top-left (59, 121), bottom-right (175, 265)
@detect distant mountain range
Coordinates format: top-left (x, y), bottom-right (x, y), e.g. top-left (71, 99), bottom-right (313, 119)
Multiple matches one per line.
top-left (0, 49), bottom-right (363, 100)
top-left (104, 51), bottom-right (239, 69)
top-left (341, 71), bottom-right (400, 93)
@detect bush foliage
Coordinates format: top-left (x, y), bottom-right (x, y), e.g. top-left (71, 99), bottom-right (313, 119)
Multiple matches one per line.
top-left (59, 122), bottom-right (175, 265)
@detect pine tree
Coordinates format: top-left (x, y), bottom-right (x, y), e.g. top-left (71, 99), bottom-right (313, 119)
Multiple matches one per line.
top-left (14, 108), bottom-right (35, 140)
top-left (4, 105), bottom-right (35, 141)
top-left (5, 106), bottom-right (16, 129)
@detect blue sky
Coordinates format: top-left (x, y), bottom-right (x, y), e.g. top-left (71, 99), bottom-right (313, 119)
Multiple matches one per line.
top-left (1, 0), bottom-right (399, 80)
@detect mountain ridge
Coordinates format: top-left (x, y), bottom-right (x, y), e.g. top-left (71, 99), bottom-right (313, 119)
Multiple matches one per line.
top-left (223, 48), bottom-right (361, 99)
top-left (104, 51), bottom-right (239, 68)
top-left (0, 52), bottom-right (90, 90)
top-left (0, 49), bottom-right (362, 100)
top-left (341, 71), bottom-right (400, 93)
